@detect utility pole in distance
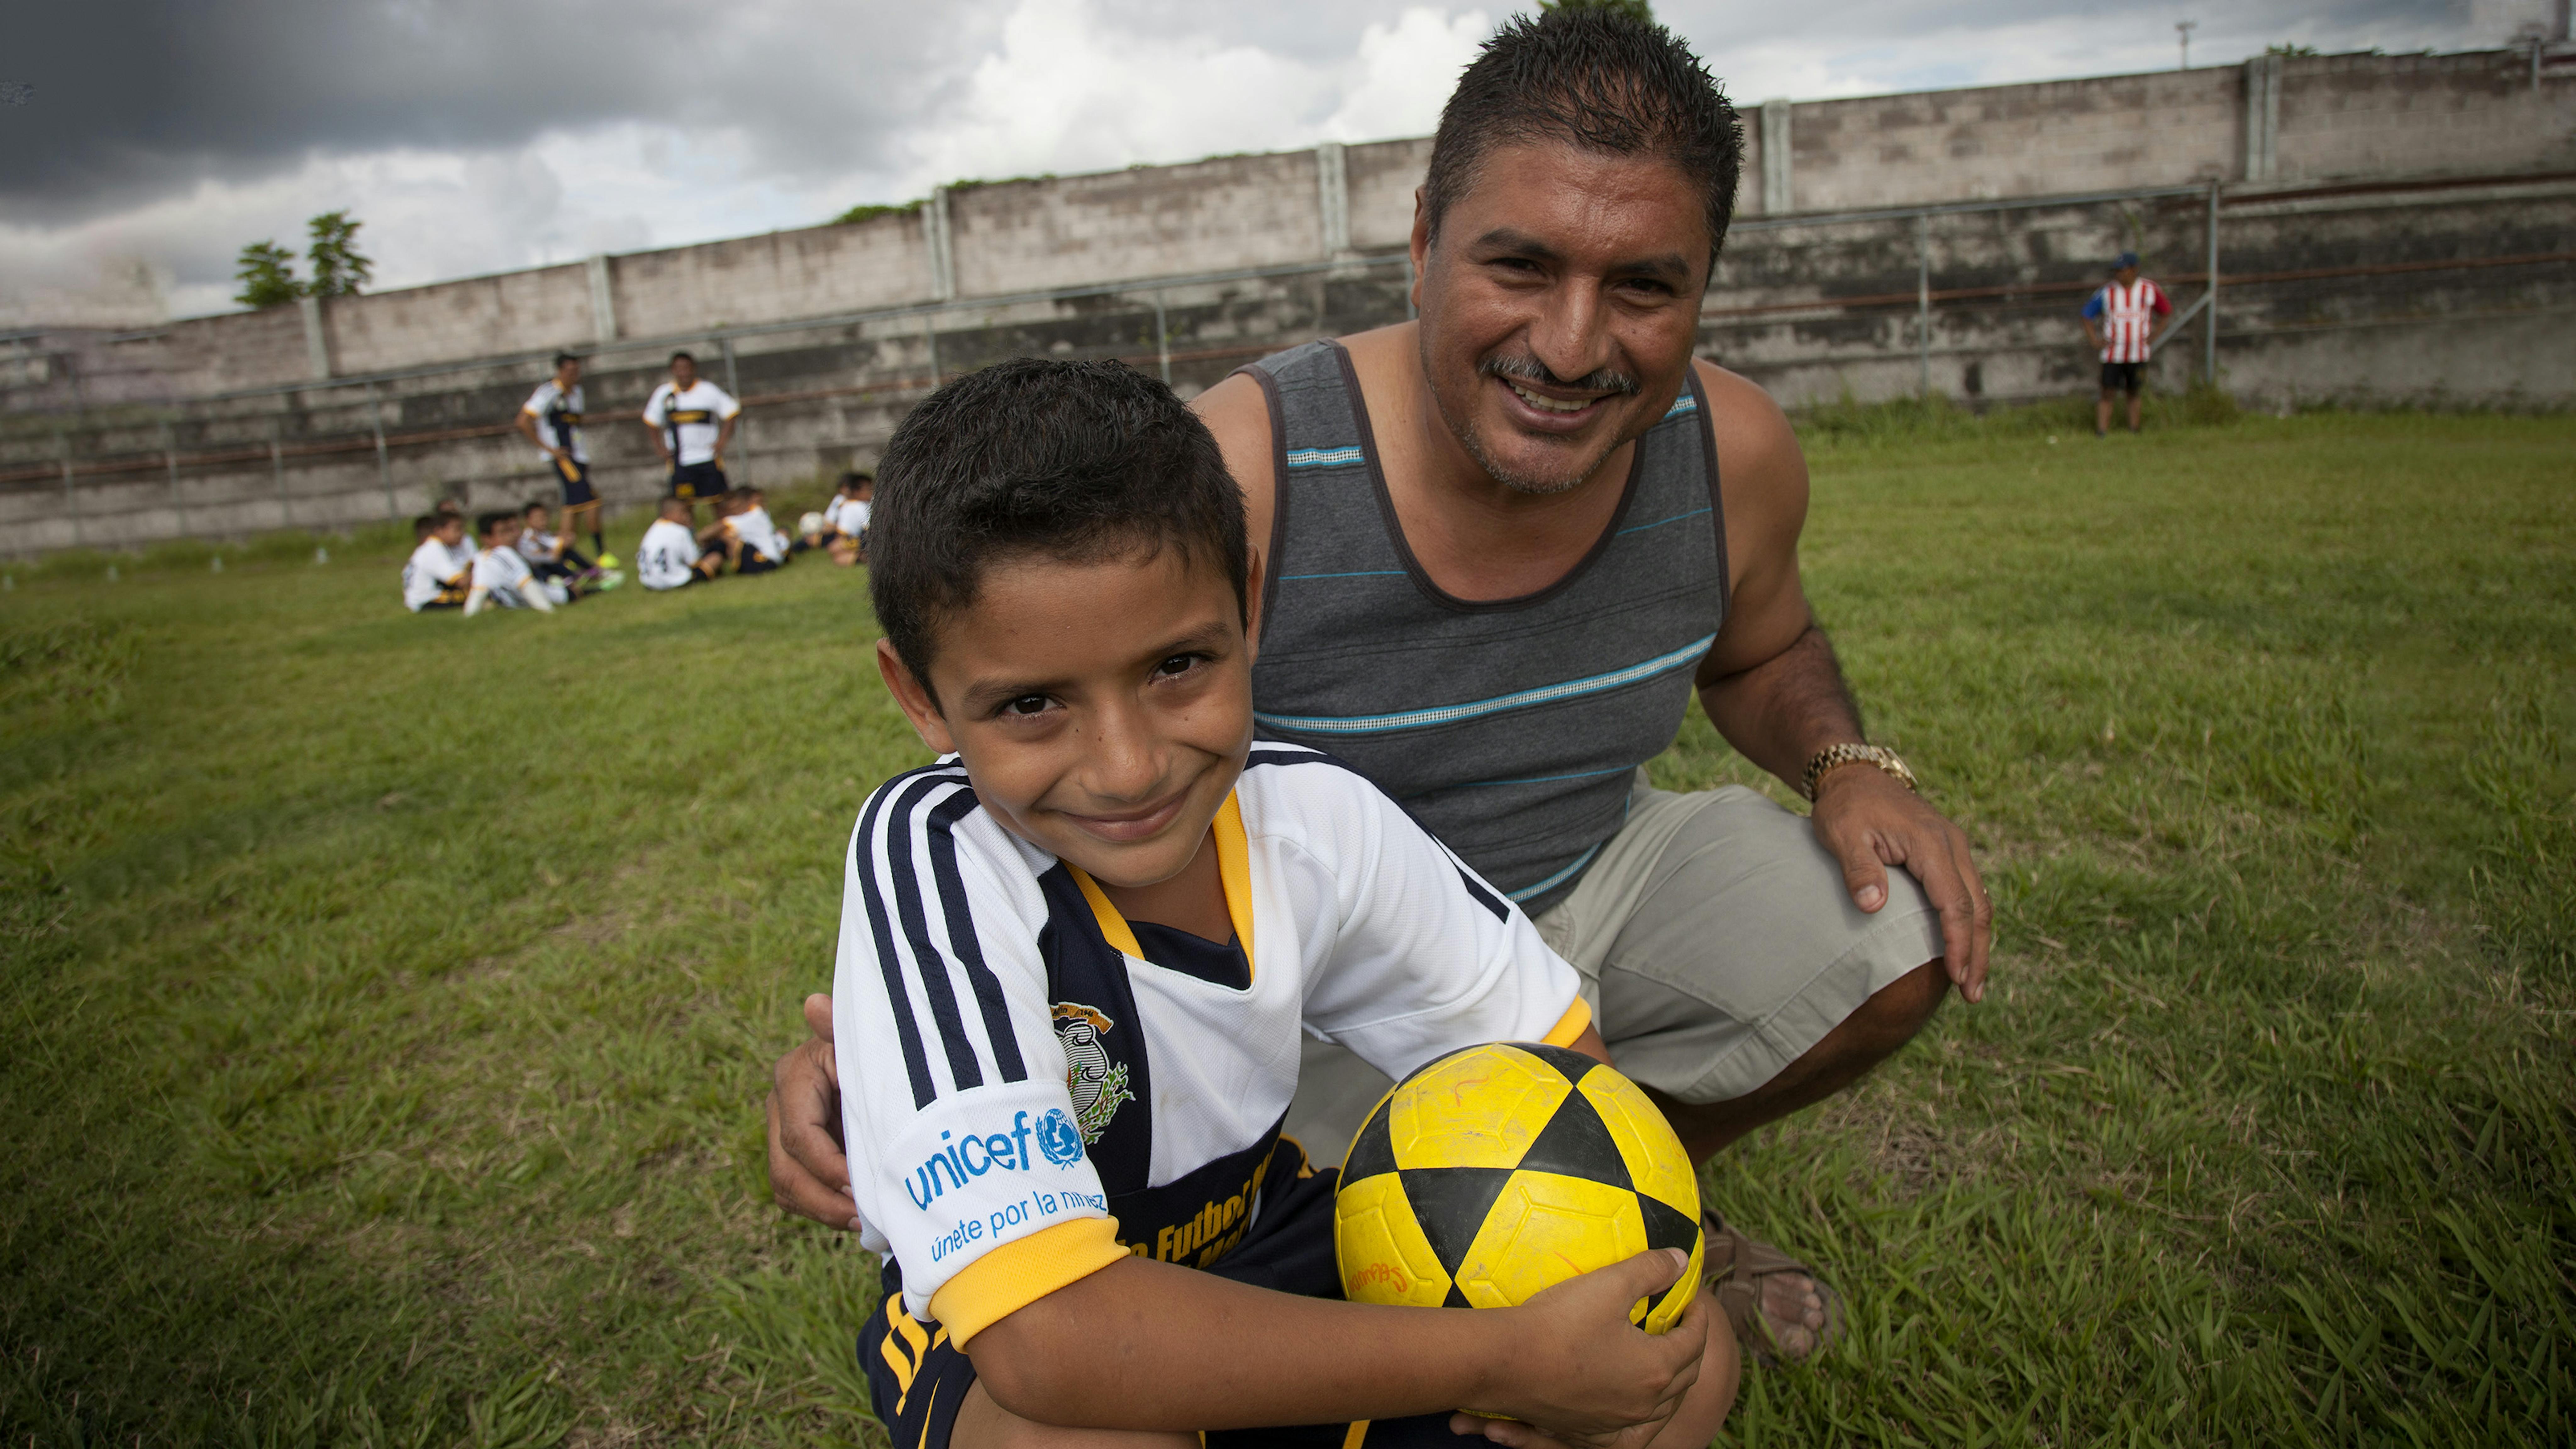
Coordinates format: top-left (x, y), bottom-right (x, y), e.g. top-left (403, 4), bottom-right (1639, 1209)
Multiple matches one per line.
top-left (2177, 19), bottom-right (2196, 70)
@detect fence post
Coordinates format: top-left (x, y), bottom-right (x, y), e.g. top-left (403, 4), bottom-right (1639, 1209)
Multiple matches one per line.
top-left (1152, 292), bottom-right (1171, 385)
top-left (1915, 212), bottom-right (1932, 397)
top-left (368, 381), bottom-right (395, 519)
top-left (165, 422), bottom-right (187, 538)
top-left (271, 416), bottom-right (290, 528)
top-left (60, 431), bottom-right (80, 549)
top-left (2204, 182), bottom-right (2222, 385)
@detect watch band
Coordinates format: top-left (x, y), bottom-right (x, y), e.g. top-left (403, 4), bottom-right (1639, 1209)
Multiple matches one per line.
top-left (1801, 743), bottom-right (1918, 802)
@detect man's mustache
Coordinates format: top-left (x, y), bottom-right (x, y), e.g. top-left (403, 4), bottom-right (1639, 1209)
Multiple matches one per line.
top-left (1478, 353), bottom-right (1641, 397)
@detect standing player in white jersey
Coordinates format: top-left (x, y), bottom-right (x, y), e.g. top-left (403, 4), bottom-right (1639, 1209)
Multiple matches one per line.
top-left (2081, 251), bottom-right (2172, 436)
top-left (641, 351), bottom-right (741, 519)
top-left (515, 353), bottom-right (612, 567)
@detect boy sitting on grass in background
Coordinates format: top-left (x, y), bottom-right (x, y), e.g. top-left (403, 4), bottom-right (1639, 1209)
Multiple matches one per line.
top-left (809, 470), bottom-right (872, 566)
top-left (465, 511), bottom-right (569, 615)
top-left (401, 512), bottom-right (473, 613)
top-left (723, 486), bottom-right (792, 575)
top-left (519, 501), bottom-right (613, 589)
top-left (834, 358), bottom-right (1736, 1449)
top-left (638, 496), bottom-right (722, 592)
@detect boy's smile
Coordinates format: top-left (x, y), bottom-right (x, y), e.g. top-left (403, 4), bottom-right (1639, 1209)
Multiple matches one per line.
top-left (879, 546), bottom-right (1254, 913)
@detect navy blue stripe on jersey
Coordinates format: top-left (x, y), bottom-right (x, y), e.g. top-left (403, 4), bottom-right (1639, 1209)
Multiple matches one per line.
top-left (884, 774), bottom-right (988, 1096)
top-left (1437, 841), bottom-right (1510, 922)
top-left (922, 788), bottom-right (1029, 1084)
top-left (852, 766), bottom-right (962, 1108)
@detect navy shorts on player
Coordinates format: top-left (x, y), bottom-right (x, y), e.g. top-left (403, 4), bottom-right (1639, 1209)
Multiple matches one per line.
top-left (2100, 361), bottom-right (2144, 394)
top-left (860, 1137), bottom-right (1460, 1449)
top-left (553, 456), bottom-right (598, 508)
top-left (669, 461), bottom-right (729, 502)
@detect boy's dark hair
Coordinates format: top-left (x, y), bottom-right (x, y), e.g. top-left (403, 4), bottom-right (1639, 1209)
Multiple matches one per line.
top-left (1424, 7), bottom-right (1742, 265)
top-left (659, 496), bottom-right (693, 519)
top-left (870, 358), bottom-right (1247, 692)
top-left (670, 349), bottom-right (696, 366)
top-left (522, 500), bottom-right (549, 516)
top-left (552, 350), bottom-right (581, 369)
top-left (474, 511), bottom-right (511, 538)
top-left (840, 470), bottom-right (874, 489)
top-left (412, 514), bottom-right (442, 540)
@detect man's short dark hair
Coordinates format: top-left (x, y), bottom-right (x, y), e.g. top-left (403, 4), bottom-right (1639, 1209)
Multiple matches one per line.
top-left (869, 358), bottom-right (1247, 694)
top-left (1424, 7), bottom-right (1743, 265)
top-left (552, 350), bottom-right (581, 369)
top-left (670, 350), bottom-right (696, 367)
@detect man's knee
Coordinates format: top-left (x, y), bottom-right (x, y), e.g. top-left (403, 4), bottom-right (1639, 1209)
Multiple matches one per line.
top-left (1846, 959), bottom-right (1947, 1058)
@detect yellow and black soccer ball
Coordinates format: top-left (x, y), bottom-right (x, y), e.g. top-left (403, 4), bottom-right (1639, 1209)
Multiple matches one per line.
top-left (1333, 1041), bottom-right (1702, 1332)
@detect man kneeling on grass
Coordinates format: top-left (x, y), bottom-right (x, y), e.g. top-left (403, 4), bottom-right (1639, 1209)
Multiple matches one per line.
top-left (835, 356), bottom-right (1735, 1449)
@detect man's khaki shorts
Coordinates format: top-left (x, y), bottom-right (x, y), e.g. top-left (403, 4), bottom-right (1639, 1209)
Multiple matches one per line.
top-left (1284, 774), bottom-right (1944, 1165)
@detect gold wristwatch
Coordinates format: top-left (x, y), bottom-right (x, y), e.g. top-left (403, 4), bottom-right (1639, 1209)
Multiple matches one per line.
top-left (1800, 743), bottom-right (1918, 802)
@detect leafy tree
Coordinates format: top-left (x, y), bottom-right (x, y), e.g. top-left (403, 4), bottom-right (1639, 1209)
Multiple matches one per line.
top-left (233, 241), bottom-right (302, 309)
top-left (304, 211), bottom-right (373, 297)
top-left (1539, 0), bottom-right (1655, 20)
top-left (832, 199), bottom-right (923, 226)
top-left (2265, 43), bottom-right (2318, 57)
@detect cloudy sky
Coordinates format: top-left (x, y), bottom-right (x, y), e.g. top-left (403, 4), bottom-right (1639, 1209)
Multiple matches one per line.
top-left (2, 0), bottom-right (2555, 323)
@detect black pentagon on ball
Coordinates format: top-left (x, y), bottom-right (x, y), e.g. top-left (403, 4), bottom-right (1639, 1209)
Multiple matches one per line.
top-left (1397, 1165), bottom-right (1517, 1276)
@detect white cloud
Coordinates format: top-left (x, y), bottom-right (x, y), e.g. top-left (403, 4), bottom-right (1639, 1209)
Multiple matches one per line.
top-left (7, 0), bottom-right (2521, 325)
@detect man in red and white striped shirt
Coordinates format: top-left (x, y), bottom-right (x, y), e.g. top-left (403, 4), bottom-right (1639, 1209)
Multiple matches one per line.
top-left (2081, 251), bottom-right (2172, 435)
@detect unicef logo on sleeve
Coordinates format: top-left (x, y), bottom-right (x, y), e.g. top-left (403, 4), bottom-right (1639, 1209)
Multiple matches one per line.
top-left (1035, 1108), bottom-right (1086, 1168)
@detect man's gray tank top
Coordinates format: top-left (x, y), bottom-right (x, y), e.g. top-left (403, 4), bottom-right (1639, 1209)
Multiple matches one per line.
top-left (1241, 340), bottom-right (1729, 915)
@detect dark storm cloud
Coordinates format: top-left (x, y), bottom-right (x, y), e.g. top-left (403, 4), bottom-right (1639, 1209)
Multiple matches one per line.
top-left (0, 0), bottom-right (985, 225)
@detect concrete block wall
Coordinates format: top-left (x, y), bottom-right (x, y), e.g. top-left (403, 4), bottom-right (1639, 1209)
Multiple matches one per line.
top-left (612, 212), bottom-right (931, 336)
top-left (2275, 50), bottom-right (2576, 181)
top-left (949, 150), bottom-right (1331, 295)
top-left (324, 261), bottom-right (595, 377)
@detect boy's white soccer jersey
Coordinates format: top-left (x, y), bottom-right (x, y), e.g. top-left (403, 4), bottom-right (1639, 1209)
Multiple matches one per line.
top-left (831, 744), bottom-right (1585, 1344)
top-left (727, 505), bottom-right (789, 562)
top-left (516, 526), bottom-right (559, 563)
top-left (521, 380), bottom-right (588, 464)
top-left (402, 538), bottom-right (469, 611)
top-left (642, 380), bottom-right (740, 466)
top-left (637, 518), bottom-right (701, 590)
top-left (471, 546), bottom-right (558, 608)
top-left (829, 497), bottom-right (872, 535)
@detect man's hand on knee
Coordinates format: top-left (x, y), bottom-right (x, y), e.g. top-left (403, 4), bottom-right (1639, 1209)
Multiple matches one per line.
top-left (1810, 769), bottom-right (1990, 1003)
top-left (768, 992), bottom-right (862, 1230)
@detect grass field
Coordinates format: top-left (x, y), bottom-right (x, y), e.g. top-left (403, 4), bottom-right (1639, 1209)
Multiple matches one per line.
top-left (3, 399), bottom-right (2570, 1448)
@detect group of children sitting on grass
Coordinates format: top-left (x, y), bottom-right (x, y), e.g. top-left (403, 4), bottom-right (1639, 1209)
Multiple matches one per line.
top-left (399, 499), bottom-right (620, 615)
top-left (400, 472), bottom-right (872, 614)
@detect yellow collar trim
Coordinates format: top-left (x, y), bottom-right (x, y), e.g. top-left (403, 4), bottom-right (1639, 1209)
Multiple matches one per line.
top-left (1068, 792), bottom-right (1254, 978)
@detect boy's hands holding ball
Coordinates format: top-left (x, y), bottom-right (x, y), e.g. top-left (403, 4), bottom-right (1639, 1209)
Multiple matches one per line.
top-left (1457, 1248), bottom-right (1729, 1449)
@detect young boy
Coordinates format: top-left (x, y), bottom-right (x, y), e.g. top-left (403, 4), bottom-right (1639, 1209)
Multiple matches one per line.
top-left (401, 512), bottom-right (473, 612)
top-left (516, 351), bottom-right (610, 564)
top-left (821, 470), bottom-right (872, 566)
top-left (518, 501), bottom-right (600, 582)
top-left (642, 350), bottom-right (741, 517)
top-left (836, 358), bottom-right (1736, 1449)
top-left (637, 496), bottom-right (722, 591)
top-left (722, 486), bottom-right (792, 575)
top-left (464, 511), bottom-right (568, 614)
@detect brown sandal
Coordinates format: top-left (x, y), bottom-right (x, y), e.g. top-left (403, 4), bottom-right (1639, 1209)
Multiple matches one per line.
top-left (1702, 1212), bottom-right (1846, 1366)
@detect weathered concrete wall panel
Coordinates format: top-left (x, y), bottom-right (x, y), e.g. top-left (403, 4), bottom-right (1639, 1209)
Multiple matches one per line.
top-left (950, 151), bottom-right (1327, 296)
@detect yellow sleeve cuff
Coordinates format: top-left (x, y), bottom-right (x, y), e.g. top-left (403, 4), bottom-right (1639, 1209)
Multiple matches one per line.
top-left (1541, 996), bottom-right (1593, 1048)
top-left (929, 1216), bottom-right (1128, 1347)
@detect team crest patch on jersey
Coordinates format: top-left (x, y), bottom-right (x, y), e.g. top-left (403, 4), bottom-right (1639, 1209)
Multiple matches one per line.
top-left (1052, 1002), bottom-right (1134, 1146)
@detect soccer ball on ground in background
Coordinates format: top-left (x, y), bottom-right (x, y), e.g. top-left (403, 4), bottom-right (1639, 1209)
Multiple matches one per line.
top-left (1334, 1041), bottom-right (1702, 1332)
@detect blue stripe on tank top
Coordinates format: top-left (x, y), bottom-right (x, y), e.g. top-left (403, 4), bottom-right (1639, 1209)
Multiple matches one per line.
top-left (1615, 506), bottom-right (1713, 537)
top-left (1285, 446), bottom-right (1365, 468)
top-left (1455, 763), bottom-right (1642, 788)
top-left (1663, 393), bottom-right (1699, 417)
top-left (1252, 633), bottom-right (1715, 736)
top-left (1506, 841), bottom-right (1602, 903)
